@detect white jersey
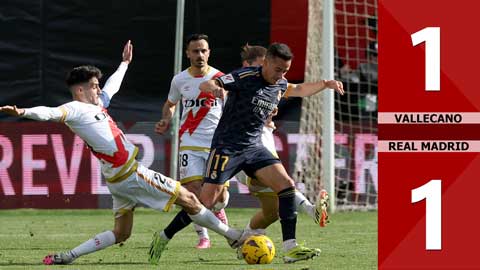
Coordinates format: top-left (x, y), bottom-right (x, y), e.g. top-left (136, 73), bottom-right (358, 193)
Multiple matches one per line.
top-left (23, 62), bottom-right (136, 182)
top-left (62, 101), bottom-right (137, 180)
top-left (167, 66), bottom-right (224, 149)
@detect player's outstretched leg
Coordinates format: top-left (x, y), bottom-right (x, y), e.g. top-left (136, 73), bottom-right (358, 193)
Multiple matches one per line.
top-left (254, 163), bottom-right (322, 263)
top-left (43, 252), bottom-right (75, 265)
top-left (42, 206), bottom-right (134, 266)
top-left (283, 189), bottom-right (329, 263)
top-left (149, 186), bottom-right (242, 264)
top-left (43, 229), bottom-right (119, 265)
top-left (149, 207), bottom-right (244, 264)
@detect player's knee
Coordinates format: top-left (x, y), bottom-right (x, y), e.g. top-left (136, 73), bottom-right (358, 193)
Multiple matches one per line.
top-left (281, 177), bottom-right (295, 189)
top-left (177, 188), bottom-right (202, 214)
top-left (200, 196), bottom-right (216, 210)
top-left (199, 184), bottom-right (224, 210)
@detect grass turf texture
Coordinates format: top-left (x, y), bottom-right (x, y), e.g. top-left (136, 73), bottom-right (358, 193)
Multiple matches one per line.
top-left (0, 208), bottom-right (376, 270)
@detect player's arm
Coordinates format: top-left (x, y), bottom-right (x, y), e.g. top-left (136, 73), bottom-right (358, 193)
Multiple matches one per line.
top-left (100, 40), bottom-right (133, 107)
top-left (199, 80), bottom-right (226, 99)
top-left (286, 79), bottom-right (344, 97)
top-left (155, 76), bottom-right (181, 135)
top-left (0, 105), bottom-right (67, 122)
top-left (200, 71), bottom-right (242, 99)
top-left (154, 100), bottom-right (177, 134)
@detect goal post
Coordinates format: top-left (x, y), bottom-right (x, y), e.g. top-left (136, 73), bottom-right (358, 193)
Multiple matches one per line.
top-left (321, 0), bottom-right (336, 213)
top-left (296, 0), bottom-right (335, 211)
top-left (170, 0), bottom-right (185, 179)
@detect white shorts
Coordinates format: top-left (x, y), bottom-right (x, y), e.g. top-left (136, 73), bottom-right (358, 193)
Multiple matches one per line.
top-left (178, 149), bottom-right (209, 184)
top-left (239, 126), bottom-right (277, 195)
top-left (108, 163), bottom-right (181, 217)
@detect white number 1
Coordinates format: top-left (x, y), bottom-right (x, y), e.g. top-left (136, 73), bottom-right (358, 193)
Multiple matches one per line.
top-left (411, 179), bottom-right (442, 250)
top-left (411, 27), bottom-right (440, 91)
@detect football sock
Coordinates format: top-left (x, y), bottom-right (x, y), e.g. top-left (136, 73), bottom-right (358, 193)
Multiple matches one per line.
top-left (193, 224), bottom-right (209, 239)
top-left (278, 187), bottom-right (297, 242)
top-left (295, 191), bottom-right (315, 218)
top-left (283, 238), bottom-right (299, 252)
top-left (164, 210), bottom-right (192, 239)
top-left (188, 206), bottom-right (242, 240)
top-left (159, 230), bottom-right (169, 240)
top-left (70, 230), bottom-right (116, 258)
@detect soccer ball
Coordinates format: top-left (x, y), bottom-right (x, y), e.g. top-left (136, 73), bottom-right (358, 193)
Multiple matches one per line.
top-left (241, 235), bottom-right (275, 264)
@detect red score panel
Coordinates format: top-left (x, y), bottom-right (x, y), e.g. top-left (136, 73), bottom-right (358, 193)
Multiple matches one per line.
top-left (379, 0), bottom-right (480, 269)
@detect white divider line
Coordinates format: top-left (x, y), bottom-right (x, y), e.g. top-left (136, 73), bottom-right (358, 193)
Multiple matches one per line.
top-left (378, 113), bottom-right (480, 124)
top-left (379, 140), bottom-right (480, 152)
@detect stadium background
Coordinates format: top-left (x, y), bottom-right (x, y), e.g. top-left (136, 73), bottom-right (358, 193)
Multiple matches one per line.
top-left (0, 0), bottom-right (377, 209)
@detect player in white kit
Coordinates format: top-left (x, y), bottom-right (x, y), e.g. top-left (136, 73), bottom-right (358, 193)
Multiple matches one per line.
top-left (0, 41), bottom-right (244, 265)
top-left (155, 34), bottom-right (229, 249)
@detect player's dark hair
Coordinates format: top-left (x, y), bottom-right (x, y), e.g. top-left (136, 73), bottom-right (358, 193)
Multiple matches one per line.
top-left (186, 33), bottom-right (209, 47)
top-left (266, 43), bottom-right (293, 61)
top-left (66, 65), bottom-right (102, 87)
top-left (241, 44), bottom-right (267, 65)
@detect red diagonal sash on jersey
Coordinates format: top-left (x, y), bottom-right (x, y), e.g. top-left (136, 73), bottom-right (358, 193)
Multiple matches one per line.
top-left (212, 71), bottom-right (224, 80)
top-left (90, 109), bottom-right (129, 168)
top-left (179, 91), bottom-right (216, 138)
top-left (179, 71), bottom-right (223, 138)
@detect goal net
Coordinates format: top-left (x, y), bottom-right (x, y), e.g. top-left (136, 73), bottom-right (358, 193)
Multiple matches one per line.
top-left (295, 0), bottom-right (378, 211)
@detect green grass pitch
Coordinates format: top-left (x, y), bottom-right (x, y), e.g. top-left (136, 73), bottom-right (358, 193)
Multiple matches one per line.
top-left (0, 208), bottom-right (376, 270)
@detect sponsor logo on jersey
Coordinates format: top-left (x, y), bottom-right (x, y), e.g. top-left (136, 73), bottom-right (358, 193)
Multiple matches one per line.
top-left (94, 112), bottom-right (107, 121)
top-left (251, 96), bottom-right (276, 117)
top-left (179, 92), bottom-right (217, 137)
top-left (220, 74), bottom-right (235, 84)
top-left (184, 98), bottom-right (218, 108)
